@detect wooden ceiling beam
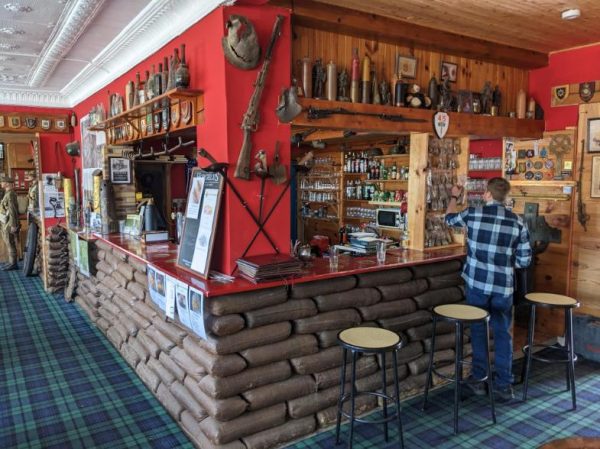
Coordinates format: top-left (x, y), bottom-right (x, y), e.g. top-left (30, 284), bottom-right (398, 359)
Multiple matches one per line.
top-left (270, 0), bottom-right (548, 69)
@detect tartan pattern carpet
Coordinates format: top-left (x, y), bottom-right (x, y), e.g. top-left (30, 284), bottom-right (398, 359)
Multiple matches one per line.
top-left (285, 352), bottom-right (600, 448)
top-left (0, 269), bottom-right (193, 449)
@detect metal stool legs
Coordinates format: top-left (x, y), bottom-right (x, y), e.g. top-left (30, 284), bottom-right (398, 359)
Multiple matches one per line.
top-left (566, 308), bottom-right (576, 409)
top-left (422, 315), bottom-right (437, 411)
top-left (335, 347), bottom-right (404, 449)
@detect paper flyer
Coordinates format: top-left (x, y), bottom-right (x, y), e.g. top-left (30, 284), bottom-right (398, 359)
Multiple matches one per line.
top-left (175, 280), bottom-right (191, 329)
top-left (147, 265), bottom-right (166, 311)
top-left (188, 286), bottom-right (206, 339)
top-left (165, 276), bottom-right (176, 319)
top-left (190, 188), bottom-right (218, 274)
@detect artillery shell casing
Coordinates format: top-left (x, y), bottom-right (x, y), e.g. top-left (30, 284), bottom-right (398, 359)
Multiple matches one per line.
top-left (301, 58), bottom-right (312, 98)
top-left (326, 61), bottom-right (337, 101)
top-left (350, 80), bottom-right (360, 103)
top-left (361, 81), bottom-right (371, 104)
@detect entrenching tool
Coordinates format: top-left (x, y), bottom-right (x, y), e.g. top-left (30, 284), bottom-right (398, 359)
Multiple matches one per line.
top-left (269, 141), bottom-right (286, 185)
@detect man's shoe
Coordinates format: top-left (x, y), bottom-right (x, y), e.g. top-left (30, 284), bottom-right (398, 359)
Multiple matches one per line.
top-left (1, 263), bottom-right (18, 271)
top-left (493, 385), bottom-right (515, 403)
top-left (465, 376), bottom-right (487, 396)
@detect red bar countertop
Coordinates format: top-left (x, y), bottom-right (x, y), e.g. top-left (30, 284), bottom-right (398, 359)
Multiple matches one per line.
top-left (90, 233), bottom-right (466, 297)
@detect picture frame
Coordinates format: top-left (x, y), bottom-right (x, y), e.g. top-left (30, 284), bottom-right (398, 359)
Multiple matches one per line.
top-left (458, 90), bottom-right (473, 113)
top-left (587, 118), bottom-right (600, 153)
top-left (441, 61), bottom-right (458, 82)
top-left (592, 156), bottom-right (600, 198)
top-left (397, 55), bottom-right (417, 79)
top-left (109, 157), bottom-right (132, 184)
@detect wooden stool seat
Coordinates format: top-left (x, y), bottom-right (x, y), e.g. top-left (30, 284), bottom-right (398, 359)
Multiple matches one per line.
top-left (525, 293), bottom-right (579, 308)
top-left (434, 304), bottom-right (489, 321)
top-left (338, 327), bottom-right (401, 351)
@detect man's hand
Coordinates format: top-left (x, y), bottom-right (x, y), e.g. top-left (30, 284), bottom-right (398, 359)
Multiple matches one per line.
top-left (10, 226), bottom-right (17, 234)
top-left (451, 185), bottom-right (463, 198)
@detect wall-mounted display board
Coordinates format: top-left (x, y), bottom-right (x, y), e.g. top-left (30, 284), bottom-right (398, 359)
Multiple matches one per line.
top-left (176, 169), bottom-right (224, 278)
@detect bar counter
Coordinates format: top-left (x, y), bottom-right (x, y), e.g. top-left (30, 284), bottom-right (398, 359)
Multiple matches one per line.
top-left (72, 233), bottom-right (468, 449)
top-left (91, 232), bottom-right (466, 297)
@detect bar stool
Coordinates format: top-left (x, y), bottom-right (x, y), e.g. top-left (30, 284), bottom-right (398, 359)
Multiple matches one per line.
top-left (521, 292), bottom-right (580, 410)
top-left (422, 304), bottom-right (496, 434)
top-left (335, 327), bottom-right (405, 449)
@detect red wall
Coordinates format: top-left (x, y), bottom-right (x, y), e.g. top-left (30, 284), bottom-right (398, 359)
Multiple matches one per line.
top-left (529, 43), bottom-right (600, 130)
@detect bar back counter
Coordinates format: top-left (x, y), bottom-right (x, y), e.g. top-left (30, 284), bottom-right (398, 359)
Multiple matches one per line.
top-left (73, 235), bottom-right (467, 449)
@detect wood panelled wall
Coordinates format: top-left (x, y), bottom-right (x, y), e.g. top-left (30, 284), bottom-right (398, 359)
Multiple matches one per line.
top-left (292, 26), bottom-right (529, 117)
top-left (572, 103), bottom-right (600, 317)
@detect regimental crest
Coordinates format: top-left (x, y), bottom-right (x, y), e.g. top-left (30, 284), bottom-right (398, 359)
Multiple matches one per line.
top-left (171, 102), bottom-right (180, 128)
top-left (25, 117), bottom-right (37, 129)
top-left (55, 119), bottom-right (66, 130)
top-left (0, 116), bottom-right (5, 127)
top-left (162, 106), bottom-right (170, 132)
top-left (153, 112), bottom-right (161, 133)
top-left (41, 119), bottom-right (51, 130)
top-left (433, 111), bottom-right (449, 139)
top-left (579, 82), bottom-right (595, 102)
top-left (553, 85), bottom-right (569, 104)
top-left (9, 116), bottom-right (21, 128)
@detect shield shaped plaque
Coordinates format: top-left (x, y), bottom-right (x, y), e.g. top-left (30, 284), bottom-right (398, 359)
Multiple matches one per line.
top-left (433, 111), bottom-right (449, 139)
top-left (41, 119), bottom-right (51, 130)
top-left (579, 82), bottom-right (595, 102)
top-left (162, 104), bottom-right (170, 132)
top-left (55, 119), bottom-right (66, 130)
top-left (553, 85), bottom-right (569, 104)
top-left (9, 116), bottom-right (21, 129)
top-left (25, 117), bottom-right (37, 129)
top-left (171, 102), bottom-right (180, 128)
top-left (181, 101), bottom-right (193, 125)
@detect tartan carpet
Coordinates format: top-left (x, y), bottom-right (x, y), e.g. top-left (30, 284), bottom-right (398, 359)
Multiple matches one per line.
top-left (285, 353), bottom-right (600, 448)
top-left (0, 269), bottom-right (193, 449)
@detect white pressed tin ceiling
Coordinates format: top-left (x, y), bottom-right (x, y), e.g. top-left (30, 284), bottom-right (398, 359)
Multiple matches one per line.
top-left (0, 0), bottom-right (225, 108)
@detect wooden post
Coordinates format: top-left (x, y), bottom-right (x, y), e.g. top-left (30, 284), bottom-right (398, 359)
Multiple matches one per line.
top-left (407, 132), bottom-right (429, 250)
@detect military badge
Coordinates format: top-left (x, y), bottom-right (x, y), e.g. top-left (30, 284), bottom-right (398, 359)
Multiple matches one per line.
top-left (552, 85), bottom-right (568, 105)
top-left (171, 102), bottom-right (180, 127)
top-left (25, 117), bottom-right (37, 129)
top-left (41, 119), bottom-right (51, 130)
top-left (153, 112), bottom-right (161, 133)
top-left (55, 119), bottom-right (66, 130)
top-left (9, 116), bottom-right (21, 128)
top-left (579, 82), bottom-right (595, 102)
top-left (162, 104), bottom-right (170, 132)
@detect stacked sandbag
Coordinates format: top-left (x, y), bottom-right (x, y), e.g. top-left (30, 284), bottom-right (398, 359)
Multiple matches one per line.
top-left (72, 239), bottom-right (467, 449)
top-left (45, 225), bottom-right (70, 292)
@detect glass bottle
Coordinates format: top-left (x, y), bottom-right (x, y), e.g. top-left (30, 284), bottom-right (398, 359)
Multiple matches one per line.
top-left (175, 44), bottom-right (190, 88)
top-left (133, 72), bottom-right (141, 106)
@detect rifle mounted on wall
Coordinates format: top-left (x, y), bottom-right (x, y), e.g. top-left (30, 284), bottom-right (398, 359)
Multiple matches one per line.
top-left (234, 15), bottom-right (284, 180)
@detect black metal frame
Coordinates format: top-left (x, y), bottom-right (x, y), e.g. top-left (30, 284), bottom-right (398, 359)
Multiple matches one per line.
top-left (422, 309), bottom-right (496, 434)
top-left (335, 332), bottom-right (405, 449)
top-left (521, 297), bottom-right (580, 410)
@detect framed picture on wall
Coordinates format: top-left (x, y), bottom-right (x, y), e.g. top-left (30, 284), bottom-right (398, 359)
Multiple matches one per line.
top-left (587, 118), bottom-right (600, 152)
top-left (109, 157), bottom-right (131, 184)
top-left (592, 156), bottom-right (600, 198)
top-left (397, 55), bottom-right (417, 78)
top-left (441, 61), bottom-right (458, 82)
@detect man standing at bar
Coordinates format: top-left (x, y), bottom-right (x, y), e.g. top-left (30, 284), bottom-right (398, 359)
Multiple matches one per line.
top-left (0, 175), bottom-right (20, 270)
top-left (445, 177), bottom-right (532, 402)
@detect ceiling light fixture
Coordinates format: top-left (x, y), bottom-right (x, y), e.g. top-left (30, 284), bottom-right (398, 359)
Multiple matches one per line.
top-left (561, 8), bottom-right (581, 20)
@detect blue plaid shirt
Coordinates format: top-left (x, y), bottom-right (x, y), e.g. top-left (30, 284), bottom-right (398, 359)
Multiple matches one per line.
top-left (446, 202), bottom-right (532, 296)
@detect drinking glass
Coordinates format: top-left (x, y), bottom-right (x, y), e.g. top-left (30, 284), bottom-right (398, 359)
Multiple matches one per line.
top-left (329, 247), bottom-right (339, 271)
top-left (376, 241), bottom-right (386, 264)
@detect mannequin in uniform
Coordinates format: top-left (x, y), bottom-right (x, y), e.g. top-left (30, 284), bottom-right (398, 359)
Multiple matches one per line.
top-left (0, 175), bottom-right (19, 270)
top-left (25, 171), bottom-right (38, 213)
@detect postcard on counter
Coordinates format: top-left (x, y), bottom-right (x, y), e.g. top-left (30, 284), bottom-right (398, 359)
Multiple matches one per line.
top-left (165, 275), bottom-right (176, 319)
top-left (175, 280), bottom-right (191, 329)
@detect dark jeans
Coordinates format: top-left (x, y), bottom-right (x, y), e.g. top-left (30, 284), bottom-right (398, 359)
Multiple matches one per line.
top-left (467, 286), bottom-right (514, 389)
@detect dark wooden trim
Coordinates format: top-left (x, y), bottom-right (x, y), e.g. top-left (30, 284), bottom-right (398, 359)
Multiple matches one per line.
top-left (270, 0), bottom-right (548, 69)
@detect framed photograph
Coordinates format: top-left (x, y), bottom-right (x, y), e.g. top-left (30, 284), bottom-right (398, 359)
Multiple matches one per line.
top-left (458, 90), bottom-right (473, 113)
top-left (441, 61), bottom-right (458, 82)
top-left (592, 156), bottom-right (600, 198)
top-left (587, 118), bottom-right (600, 152)
top-left (109, 157), bottom-right (131, 184)
top-left (397, 55), bottom-right (417, 79)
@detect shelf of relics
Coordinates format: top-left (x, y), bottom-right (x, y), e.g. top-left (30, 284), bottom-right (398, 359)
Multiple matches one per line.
top-left (292, 98), bottom-right (545, 139)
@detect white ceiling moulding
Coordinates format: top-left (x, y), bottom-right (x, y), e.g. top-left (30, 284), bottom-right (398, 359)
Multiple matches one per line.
top-left (0, 87), bottom-right (69, 108)
top-left (28, 0), bottom-right (107, 88)
top-left (64, 0), bottom-right (226, 108)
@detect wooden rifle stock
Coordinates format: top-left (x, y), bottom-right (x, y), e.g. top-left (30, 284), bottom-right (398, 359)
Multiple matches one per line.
top-left (234, 14), bottom-right (284, 179)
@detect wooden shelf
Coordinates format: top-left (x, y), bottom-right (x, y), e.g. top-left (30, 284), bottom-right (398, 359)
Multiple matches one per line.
top-left (343, 172), bottom-right (367, 176)
top-left (292, 98), bottom-right (545, 139)
top-left (89, 88), bottom-right (203, 129)
top-left (509, 180), bottom-right (577, 187)
top-left (368, 201), bottom-right (404, 207)
top-left (303, 216), bottom-right (338, 222)
top-left (300, 200), bottom-right (338, 205)
top-left (344, 199), bottom-right (370, 203)
top-left (133, 159), bottom-right (189, 165)
top-left (364, 179), bottom-right (408, 184)
top-left (298, 188), bottom-right (339, 192)
top-left (373, 154), bottom-right (410, 160)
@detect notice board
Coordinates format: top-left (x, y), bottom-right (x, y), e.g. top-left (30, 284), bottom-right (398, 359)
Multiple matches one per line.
top-left (176, 169), bottom-right (224, 278)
